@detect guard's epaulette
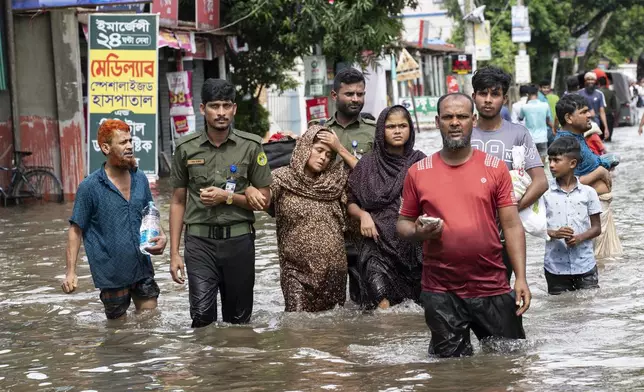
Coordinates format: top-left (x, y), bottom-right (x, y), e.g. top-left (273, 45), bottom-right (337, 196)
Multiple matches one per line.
top-left (361, 117), bottom-right (376, 126)
top-left (232, 128), bottom-right (263, 144)
top-left (175, 131), bottom-right (203, 148)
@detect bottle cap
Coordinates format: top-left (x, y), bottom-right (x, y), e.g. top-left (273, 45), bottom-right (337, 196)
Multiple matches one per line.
top-left (230, 165), bottom-right (237, 174)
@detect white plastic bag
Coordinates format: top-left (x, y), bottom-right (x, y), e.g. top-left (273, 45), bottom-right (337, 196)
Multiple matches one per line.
top-left (509, 145), bottom-right (548, 239)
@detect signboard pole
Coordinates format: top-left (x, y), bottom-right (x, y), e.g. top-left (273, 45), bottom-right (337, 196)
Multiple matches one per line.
top-left (407, 81), bottom-right (421, 133)
top-left (87, 13), bottom-right (159, 179)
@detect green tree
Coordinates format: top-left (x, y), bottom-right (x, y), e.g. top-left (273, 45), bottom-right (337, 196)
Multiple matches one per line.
top-left (220, 0), bottom-right (418, 137)
top-left (445, 0), bottom-right (641, 85)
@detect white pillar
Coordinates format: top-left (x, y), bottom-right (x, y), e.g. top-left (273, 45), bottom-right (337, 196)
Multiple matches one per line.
top-left (218, 55), bottom-right (226, 80)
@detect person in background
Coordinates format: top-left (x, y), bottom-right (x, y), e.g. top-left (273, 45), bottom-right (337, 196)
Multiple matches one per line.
top-left (543, 137), bottom-right (602, 295)
top-left (324, 68), bottom-right (377, 304)
top-left (519, 85), bottom-right (554, 163)
top-left (501, 104), bottom-right (512, 122)
top-left (564, 76), bottom-right (580, 96)
top-left (554, 94), bottom-right (622, 259)
top-left (347, 105), bottom-right (426, 310)
top-left (511, 85), bottom-right (529, 125)
top-left (578, 72), bottom-right (610, 139)
top-left (397, 93), bottom-right (529, 358)
top-left (62, 119), bottom-right (167, 320)
top-left (247, 125), bottom-right (352, 312)
top-left (470, 66), bottom-right (548, 282)
top-left (584, 122), bottom-right (606, 156)
top-left (540, 79), bottom-right (560, 145)
top-left (598, 76), bottom-right (617, 142)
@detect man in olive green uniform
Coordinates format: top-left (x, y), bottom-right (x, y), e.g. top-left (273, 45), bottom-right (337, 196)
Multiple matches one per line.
top-left (169, 79), bottom-right (272, 328)
top-left (324, 68), bottom-right (376, 304)
top-left (324, 68), bottom-right (377, 160)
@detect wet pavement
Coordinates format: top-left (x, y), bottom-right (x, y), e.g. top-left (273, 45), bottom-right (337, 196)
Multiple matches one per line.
top-left (0, 125), bottom-right (643, 391)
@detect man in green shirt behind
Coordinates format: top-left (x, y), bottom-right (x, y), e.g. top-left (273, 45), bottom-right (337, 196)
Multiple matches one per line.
top-left (540, 79), bottom-right (560, 145)
top-left (324, 67), bottom-right (377, 304)
top-left (169, 79), bottom-right (272, 328)
top-left (325, 68), bottom-right (377, 160)
top-left (598, 76), bottom-right (618, 142)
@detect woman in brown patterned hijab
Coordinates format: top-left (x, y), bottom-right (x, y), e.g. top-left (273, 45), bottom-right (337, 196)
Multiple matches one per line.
top-left (268, 125), bottom-right (350, 312)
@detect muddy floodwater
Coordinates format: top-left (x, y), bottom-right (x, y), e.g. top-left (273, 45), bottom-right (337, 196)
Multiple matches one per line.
top-left (1, 126), bottom-right (644, 391)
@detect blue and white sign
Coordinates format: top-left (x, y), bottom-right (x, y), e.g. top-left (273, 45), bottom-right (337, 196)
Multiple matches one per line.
top-left (12, 0), bottom-right (149, 11)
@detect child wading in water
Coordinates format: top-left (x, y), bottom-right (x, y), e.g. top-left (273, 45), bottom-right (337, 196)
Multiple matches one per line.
top-left (543, 137), bottom-right (602, 294)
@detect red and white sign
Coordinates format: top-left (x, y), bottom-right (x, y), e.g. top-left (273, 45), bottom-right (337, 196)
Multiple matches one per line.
top-left (306, 98), bottom-right (329, 123)
top-left (167, 71), bottom-right (194, 117)
top-left (196, 0), bottom-right (220, 31)
top-left (151, 0), bottom-right (178, 27)
top-left (446, 75), bottom-right (460, 93)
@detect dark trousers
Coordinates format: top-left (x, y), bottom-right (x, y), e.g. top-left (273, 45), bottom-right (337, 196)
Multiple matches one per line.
top-left (545, 265), bottom-right (599, 295)
top-left (421, 291), bottom-right (525, 358)
top-left (599, 114), bottom-right (615, 141)
top-left (184, 233), bottom-right (256, 328)
top-left (346, 241), bottom-right (361, 304)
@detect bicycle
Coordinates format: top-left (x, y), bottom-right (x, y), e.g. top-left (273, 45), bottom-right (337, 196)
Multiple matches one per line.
top-left (0, 150), bottom-right (64, 207)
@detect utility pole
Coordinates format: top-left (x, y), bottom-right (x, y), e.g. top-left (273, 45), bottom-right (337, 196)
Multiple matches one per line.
top-left (463, 0), bottom-right (476, 95)
top-left (4, 0), bottom-right (20, 152)
top-left (517, 0), bottom-right (526, 58)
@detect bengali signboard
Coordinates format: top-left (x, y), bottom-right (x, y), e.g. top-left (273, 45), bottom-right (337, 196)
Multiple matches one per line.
top-left (151, 0), bottom-right (178, 27)
top-left (398, 96), bottom-right (439, 129)
top-left (196, 0), bottom-right (219, 31)
top-left (87, 13), bottom-right (158, 176)
top-left (12, 0), bottom-right (149, 10)
top-left (167, 71), bottom-right (196, 140)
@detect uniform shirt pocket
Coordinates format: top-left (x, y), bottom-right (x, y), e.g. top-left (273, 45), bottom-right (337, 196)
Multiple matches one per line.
top-left (188, 165), bottom-right (210, 188)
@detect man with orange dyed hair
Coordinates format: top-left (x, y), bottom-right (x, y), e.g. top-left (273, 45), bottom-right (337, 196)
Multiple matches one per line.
top-left (62, 119), bottom-right (167, 320)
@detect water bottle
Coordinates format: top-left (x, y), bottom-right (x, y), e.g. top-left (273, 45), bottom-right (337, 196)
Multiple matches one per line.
top-left (139, 201), bottom-right (160, 255)
top-left (225, 165), bottom-right (237, 193)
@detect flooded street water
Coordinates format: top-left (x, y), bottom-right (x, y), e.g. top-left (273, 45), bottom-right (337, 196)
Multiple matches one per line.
top-left (1, 126), bottom-right (643, 391)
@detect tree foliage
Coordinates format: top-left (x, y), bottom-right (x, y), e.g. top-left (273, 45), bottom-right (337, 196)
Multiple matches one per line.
top-left (445, 0), bottom-right (643, 84)
top-left (221, 0), bottom-right (418, 98)
top-left (218, 0), bottom-right (418, 137)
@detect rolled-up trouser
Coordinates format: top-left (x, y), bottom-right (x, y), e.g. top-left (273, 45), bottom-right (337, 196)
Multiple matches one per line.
top-left (184, 233), bottom-right (255, 328)
top-left (420, 291), bottom-right (525, 358)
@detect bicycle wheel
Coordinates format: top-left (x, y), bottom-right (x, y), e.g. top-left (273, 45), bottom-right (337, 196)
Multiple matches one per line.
top-left (12, 169), bottom-right (64, 203)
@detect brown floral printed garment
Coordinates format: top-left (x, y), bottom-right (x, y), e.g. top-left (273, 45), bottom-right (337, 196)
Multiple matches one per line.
top-left (271, 125), bottom-right (349, 312)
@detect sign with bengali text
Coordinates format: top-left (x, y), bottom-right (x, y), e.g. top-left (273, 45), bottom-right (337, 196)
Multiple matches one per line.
top-left (87, 13), bottom-right (158, 176)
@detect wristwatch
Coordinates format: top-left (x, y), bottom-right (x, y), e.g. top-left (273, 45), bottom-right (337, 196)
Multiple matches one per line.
top-left (226, 191), bottom-right (234, 205)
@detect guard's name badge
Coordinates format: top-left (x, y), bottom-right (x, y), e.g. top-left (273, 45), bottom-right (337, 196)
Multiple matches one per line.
top-left (257, 152), bottom-right (268, 166)
top-left (187, 159), bottom-right (205, 165)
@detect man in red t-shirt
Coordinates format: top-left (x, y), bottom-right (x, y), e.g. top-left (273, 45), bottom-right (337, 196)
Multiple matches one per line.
top-left (397, 93), bottom-right (531, 358)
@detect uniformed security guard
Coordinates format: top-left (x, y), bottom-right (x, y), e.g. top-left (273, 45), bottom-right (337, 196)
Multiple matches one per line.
top-left (169, 79), bottom-right (272, 328)
top-left (325, 68), bottom-right (377, 161)
top-left (323, 68), bottom-right (377, 305)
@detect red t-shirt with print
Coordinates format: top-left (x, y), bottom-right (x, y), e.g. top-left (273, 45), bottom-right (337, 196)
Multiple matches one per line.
top-left (399, 149), bottom-right (517, 298)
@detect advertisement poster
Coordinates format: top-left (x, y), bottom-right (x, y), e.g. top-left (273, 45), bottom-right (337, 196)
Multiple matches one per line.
top-left (446, 75), bottom-right (460, 93)
top-left (196, 0), bottom-right (219, 31)
top-left (398, 96), bottom-right (439, 129)
top-left (511, 5), bottom-right (531, 43)
top-left (151, 0), bottom-right (178, 27)
top-left (452, 54), bottom-right (473, 75)
top-left (87, 13), bottom-right (158, 176)
top-left (13, 0), bottom-right (149, 10)
top-left (305, 97), bottom-right (329, 123)
top-left (304, 56), bottom-right (327, 97)
top-left (474, 21), bottom-right (492, 61)
top-left (167, 71), bottom-right (196, 139)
